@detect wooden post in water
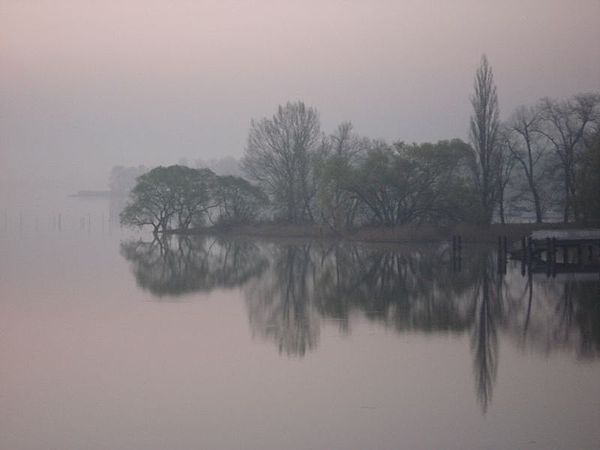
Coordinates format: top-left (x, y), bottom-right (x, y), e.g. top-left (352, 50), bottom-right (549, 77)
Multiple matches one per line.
top-left (457, 235), bottom-right (462, 272)
top-left (452, 236), bottom-right (457, 271)
top-left (503, 236), bottom-right (508, 274)
top-left (521, 236), bottom-right (527, 276)
top-left (527, 236), bottom-right (533, 275)
top-left (545, 237), bottom-right (552, 277)
top-left (497, 236), bottom-right (503, 274)
top-left (551, 237), bottom-right (557, 278)
top-left (452, 235), bottom-right (462, 272)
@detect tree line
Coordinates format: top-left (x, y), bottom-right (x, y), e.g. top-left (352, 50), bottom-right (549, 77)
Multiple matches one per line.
top-left (121, 56), bottom-right (599, 232)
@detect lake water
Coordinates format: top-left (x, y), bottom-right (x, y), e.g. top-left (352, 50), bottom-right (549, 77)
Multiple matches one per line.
top-left (1, 198), bottom-right (599, 450)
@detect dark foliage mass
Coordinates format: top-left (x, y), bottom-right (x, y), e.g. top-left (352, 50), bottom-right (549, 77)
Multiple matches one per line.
top-left (120, 165), bottom-right (267, 233)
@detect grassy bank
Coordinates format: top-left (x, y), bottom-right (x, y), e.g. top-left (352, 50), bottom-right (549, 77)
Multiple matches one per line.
top-left (181, 222), bottom-right (600, 245)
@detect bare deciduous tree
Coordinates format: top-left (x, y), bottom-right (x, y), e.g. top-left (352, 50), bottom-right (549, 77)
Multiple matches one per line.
top-left (242, 102), bottom-right (322, 223)
top-left (538, 93), bottom-right (600, 222)
top-left (504, 106), bottom-right (548, 223)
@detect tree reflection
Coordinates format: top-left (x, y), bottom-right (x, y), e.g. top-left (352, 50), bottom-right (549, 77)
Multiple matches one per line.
top-left (469, 252), bottom-right (501, 414)
top-left (572, 281), bottom-right (600, 358)
top-left (307, 242), bottom-right (479, 334)
top-left (120, 235), bottom-right (268, 298)
top-left (245, 243), bottom-right (320, 356)
top-left (120, 236), bottom-right (600, 411)
top-left (241, 242), bottom-right (599, 412)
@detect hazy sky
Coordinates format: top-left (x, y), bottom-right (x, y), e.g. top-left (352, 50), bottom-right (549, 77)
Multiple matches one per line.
top-left (1, 0), bottom-right (599, 192)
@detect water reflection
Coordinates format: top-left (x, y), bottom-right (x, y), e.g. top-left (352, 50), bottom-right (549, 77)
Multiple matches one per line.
top-left (469, 252), bottom-right (500, 413)
top-left (120, 237), bottom-right (600, 411)
top-left (120, 235), bottom-right (268, 298)
top-left (245, 243), bottom-right (319, 356)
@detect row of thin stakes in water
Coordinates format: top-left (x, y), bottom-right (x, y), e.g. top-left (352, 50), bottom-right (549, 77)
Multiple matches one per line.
top-left (1, 209), bottom-right (122, 234)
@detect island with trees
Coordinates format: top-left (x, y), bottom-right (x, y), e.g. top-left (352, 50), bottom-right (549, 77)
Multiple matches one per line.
top-left (120, 56), bottom-right (600, 241)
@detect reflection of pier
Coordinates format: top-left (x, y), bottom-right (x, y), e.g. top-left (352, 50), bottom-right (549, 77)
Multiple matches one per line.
top-left (510, 229), bottom-right (600, 277)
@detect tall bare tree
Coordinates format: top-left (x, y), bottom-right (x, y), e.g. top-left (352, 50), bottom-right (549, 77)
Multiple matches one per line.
top-left (469, 55), bottom-right (501, 224)
top-left (538, 93), bottom-right (600, 222)
top-left (504, 105), bottom-right (547, 223)
top-left (242, 102), bottom-right (322, 223)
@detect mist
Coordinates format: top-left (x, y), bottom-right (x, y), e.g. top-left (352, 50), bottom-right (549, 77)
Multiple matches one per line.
top-left (2, 3), bottom-right (600, 448)
top-left (1, 0), bottom-right (599, 199)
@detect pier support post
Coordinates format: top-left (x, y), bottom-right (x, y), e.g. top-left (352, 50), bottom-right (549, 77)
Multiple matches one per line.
top-left (452, 236), bottom-right (457, 271)
top-left (457, 236), bottom-right (462, 272)
top-left (521, 236), bottom-right (527, 276)
top-left (527, 237), bottom-right (533, 275)
top-left (545, 237), bottom-right (552, 277)
top-left (551, 238), bottom-right (557, 277)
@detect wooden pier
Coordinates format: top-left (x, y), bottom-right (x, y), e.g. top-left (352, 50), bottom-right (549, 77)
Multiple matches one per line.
top-left (510, 229), bottom-right (600, 277)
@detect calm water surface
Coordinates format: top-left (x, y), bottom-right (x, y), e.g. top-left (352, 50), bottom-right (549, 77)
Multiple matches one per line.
top-left (1, 199), bottom-right (599, 450)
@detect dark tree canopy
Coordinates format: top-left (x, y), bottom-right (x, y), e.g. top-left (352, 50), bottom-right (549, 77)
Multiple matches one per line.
top-left (212, 175), bottom-right (268, 225)
top-left (120, 165), bottom-right (266, 233)
top-left (120, 166), bottom-right (184, 234)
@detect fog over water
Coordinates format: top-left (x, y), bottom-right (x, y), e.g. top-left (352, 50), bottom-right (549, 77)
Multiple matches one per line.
top-left (1, 2), bottom-right (600, 448)
top-left (2, 0), bottom-right (599, 196)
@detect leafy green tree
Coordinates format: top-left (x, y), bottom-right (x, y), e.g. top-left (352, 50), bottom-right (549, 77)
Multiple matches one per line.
top-left (344, 141), bottom-right (412, 226)
top-left (120, 165), bottom-right (215, 233)
top-left (172, 167), bottom-right (216, 230)
top-left (120, 166), bottom-right (179, 234)
top-left (314, 122), bottom-right (363, 230)
top-left (342, 139), bottom-right (479, 226)
top-left (212, 175), bottom-right (268, 225)
top-left (399, 139), bottom-right (481, 224)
